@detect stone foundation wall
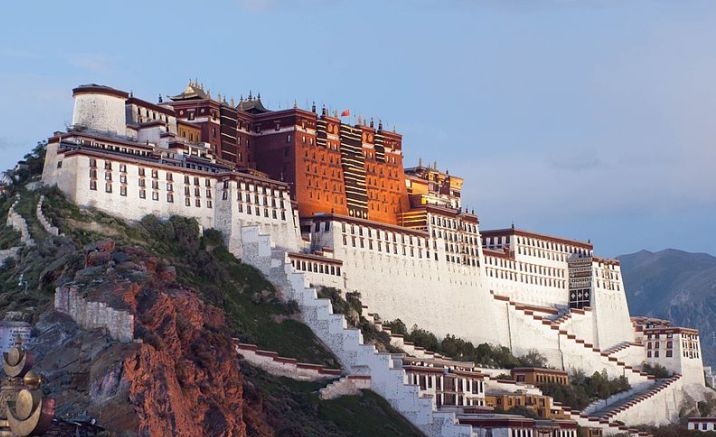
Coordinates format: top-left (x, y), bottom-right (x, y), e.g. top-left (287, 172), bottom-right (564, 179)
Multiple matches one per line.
top-left (54, 284), bottom-right (134, 343)
top-left (234, 342), bottom-right (341, 381)
top-left (6, 200), bottom-right (34, 246)
top-left (36, 195), bottom-right (60, 236)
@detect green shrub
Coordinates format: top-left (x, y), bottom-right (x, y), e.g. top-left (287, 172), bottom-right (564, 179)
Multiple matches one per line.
top-left (642, 362), bottom-right (671, 378)
top-left (382, 319), bottom-right (546, 369)
top-left (539, 370), bottom-right (631, 410)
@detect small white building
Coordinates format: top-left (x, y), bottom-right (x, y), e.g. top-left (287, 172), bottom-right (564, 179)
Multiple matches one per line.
top-left (636, 322), bottom-right (705, 385)
top-left (688, 417), bottom-right (716, 432)
top-left (456, 413), bottom-right (578, 437)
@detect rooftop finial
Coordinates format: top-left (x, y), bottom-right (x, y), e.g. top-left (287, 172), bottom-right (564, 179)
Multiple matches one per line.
top-left (257, 92), bottom-right (261, 100)
top-left (295, 99), bottom-right (299, 109)
top-left (230, 97), bottom-right (235, 107)
top-left (248, 90), bottom-right (253, 100)
top-left (511, 221), bottom-right (515, 229)
top-left (370, 117), bottom-right (374, 128)
top-left (322, 104), bottom-right (327, 116)
top-left (418, 157), bottom-right (422, 167)
top-left (158, 94), bottom-right (163, 103)
top-left (378, 119), bottom-right (383, 131)
top-left (311, 101), bottom-right (316, 113)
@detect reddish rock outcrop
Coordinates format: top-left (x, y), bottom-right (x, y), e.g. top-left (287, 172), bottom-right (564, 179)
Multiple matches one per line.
top-left (50, 240), bottom-right (274, 437)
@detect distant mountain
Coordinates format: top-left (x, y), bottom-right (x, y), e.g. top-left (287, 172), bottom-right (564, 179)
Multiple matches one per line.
top-left (619, 249), bottom-right (716, 367)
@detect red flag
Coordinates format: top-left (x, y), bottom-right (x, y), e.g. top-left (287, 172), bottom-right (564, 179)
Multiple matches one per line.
top-left (340, 109), bottom-right (350, 117)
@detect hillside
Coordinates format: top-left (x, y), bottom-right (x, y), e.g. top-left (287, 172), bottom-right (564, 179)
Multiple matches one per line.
top-left (619, 249), bottom-right (716, 367)
top-left (0, 145), bottom-right (423, 436)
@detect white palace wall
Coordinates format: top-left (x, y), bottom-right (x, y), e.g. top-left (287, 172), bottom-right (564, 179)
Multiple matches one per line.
top-left (305, 219), bottom-right (508, 347)
top-left (42, 143), bottom-right (299, 254)
top-left (43, 139), bottom-right (707, 394)
top-left (591, 264), bottom-right (635, 351)
top-left (560, 309), bottom-right (595, 343)
top-left (72, 93), bottom-right (127, 135)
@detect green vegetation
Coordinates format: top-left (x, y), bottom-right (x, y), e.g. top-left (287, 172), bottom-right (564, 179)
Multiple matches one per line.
top-left (1, 141), bottom-right (46, 189)
top-left (383, 318), bottom-right (547, 368)
top-left (0, 225), bottom-right (21, 250)
top-left (242, 365), bottom-right (423, 437)
top-left (0, 144), bottom-right (426, 435)
top-left (494, 405), bottom-right (541, 419)
top-left (317, 287), bottom-right (399, 353)
top-left (64, 197), bottom-right (339, 365)
top-left (538, 369), bottom-right (631, 411)
top-left (642, 362), bottom-right (672, 379)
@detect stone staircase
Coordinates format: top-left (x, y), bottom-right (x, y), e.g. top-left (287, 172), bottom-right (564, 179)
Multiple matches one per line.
top-left (559, 407), bottom-right (652, 436)
top-left (367, 298), bottom-right (656, 436)
top-left (493, 293), bottom-right (654, 386)
top-left (587, 374), bottom-right (682, 423)
top-left (238, 225), bottom-right (475, 437)
top-left (601, 341), bottom-right (641, 357)
top-left (319, 375), bottom-right (372, 400)
top-left (551, 311), bottom-right (573, 326)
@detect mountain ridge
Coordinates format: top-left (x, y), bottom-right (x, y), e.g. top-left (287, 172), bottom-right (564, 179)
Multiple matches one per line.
top-left (619, 248), bottom-right (716, 367)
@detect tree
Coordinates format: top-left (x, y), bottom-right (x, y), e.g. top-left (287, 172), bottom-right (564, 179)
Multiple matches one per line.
top-left (517, 349), bottom-right (548, 368)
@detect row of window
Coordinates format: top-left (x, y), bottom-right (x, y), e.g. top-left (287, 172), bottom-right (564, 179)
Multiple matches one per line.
top-left (516, 235), bottom-right (591, 255)
top-left (91, 159), bottom-right (217, 189)
top-left (339, 222), bottom-right (426, 247)
top-left (485, 267), bottom-right (567, 288)
top-left (290, 259), bottom-right (341, 277)
top-left (432, 228), bottom-right (480, 246)
top-left (647, 350), bottom-right (673, 358)
top-left (485, 256), bottom-right (567, 278)
top-left (77, 140), bottom-right (150, 157)
top-left (89, 180), bottom-right (213, 208)
top-left (406, 371), bottom-right (484, 395)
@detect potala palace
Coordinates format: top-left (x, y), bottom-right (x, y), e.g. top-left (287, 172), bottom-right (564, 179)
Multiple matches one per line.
top-left (40, 83), bottom-right (711, 436)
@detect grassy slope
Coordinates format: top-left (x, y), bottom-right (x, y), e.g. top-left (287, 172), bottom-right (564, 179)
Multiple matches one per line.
top-left (39, 188), bottom-right (424, 436)
top-left (0, 148), bottom-right (424, 436)
top-left (39, 187), bottom-right (338, 367)
top-left (243, 365), bottom-right (423, 437)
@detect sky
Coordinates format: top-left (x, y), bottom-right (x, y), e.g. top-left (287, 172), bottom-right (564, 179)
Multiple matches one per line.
top-left (0, 0), bottom-right (714, 257)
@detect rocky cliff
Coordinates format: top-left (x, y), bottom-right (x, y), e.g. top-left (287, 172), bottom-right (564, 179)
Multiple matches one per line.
top-left (33, 239), bottom-right (272, 437)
